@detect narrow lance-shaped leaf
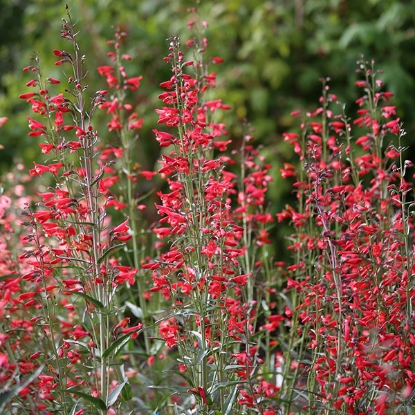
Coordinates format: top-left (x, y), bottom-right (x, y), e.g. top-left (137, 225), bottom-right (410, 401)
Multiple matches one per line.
top-left (107, 382), bottom-right (126, 407)
top-left (97, 243), bottom-right (126, 265)
top-left (102, 332), bottom-right (135, 359)
top-left (66, 389), bottom-right (107, 410)
top-left (67, 290), bottom-right (104, 309)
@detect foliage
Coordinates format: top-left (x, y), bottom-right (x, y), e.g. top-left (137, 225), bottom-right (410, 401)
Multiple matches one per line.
top-left (2, 1), bottom-right (415, 163)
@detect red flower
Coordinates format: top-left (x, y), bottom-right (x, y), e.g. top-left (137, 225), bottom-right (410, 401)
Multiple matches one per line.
top-left (97, 65), bottom-right (113, 76)
top-left (211, 57), bottom-right (224, 64)
top-left (27, 116), bottom-right (46, 131)
top-left (38, 143), bottom-right (55, 154)
top-left (230, 273), bottom-right (250, 286)
top-left (29, 162), bottom-right (50, 176)
top-left (125, 76), bottom-right (143, 91)
top-left (115, 266), bottom-right (138, 285)
top-left (140, 171), bottom-right (157, 180)
top-left (159, 318), bottom-right (180, 348)
top-left (112, 218), bottom-right (130, 234)
top-left (19, 92), bottom-right (37, 99)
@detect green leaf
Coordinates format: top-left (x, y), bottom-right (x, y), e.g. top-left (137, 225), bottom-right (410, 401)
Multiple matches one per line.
top-left (69, 399), bottom-right (82, 415)
top-left (339, 22), bottom-right (378, 48)
top-left (209, 380), bottom-right (243, 395)
top-left (67, 389), bottom-right (107, 410)
top-left (120, 364), bottom-right (128, 383)
top-left (64, 220), bottom-right (96, 226)
top-left (224, 383), bottom-right (239, 415)
top-left (107, 382), bottom-right (125, 407)
top-left (121, 382), bottom-right (132, 402)
top-left (125, 301), bottom-right (143, 319)
top-left (223, 364), bottom-right (246, 370)
top-left (67, 291), bottom-right (104, 309)
top-left (102, 333), bottom-right (133, 359)
top-left (195, 348), bottom-right (209, 365)
top-left (377, 3), bottom-right (405, 31)
top-left (0, 391), bottom-right (15, 410)
top-left (97, 243), bottom-right (126, 265)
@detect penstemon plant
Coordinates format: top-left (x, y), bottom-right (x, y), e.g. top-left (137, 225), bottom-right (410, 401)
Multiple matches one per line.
top-left (279, 60), bottom-right (415, 414)
top-left (1, 7), bottom-right (148, 415)
top-left (145, 21), bottom-right (280, 413)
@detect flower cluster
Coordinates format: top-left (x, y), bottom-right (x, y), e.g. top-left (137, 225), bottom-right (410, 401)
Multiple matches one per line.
top-left (143, 28), bottom-right (281, 413)
top-left (1, 9), bottom-right (146, 415)
top-left (279, 62), bottom-right (415, 414)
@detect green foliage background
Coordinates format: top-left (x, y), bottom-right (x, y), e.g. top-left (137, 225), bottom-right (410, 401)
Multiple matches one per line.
top-left (1, 0), bottom-right (415, 254)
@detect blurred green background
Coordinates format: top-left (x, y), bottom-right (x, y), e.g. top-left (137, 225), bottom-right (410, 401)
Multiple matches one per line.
top-left (1, 0), bottom-right (415, 253)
